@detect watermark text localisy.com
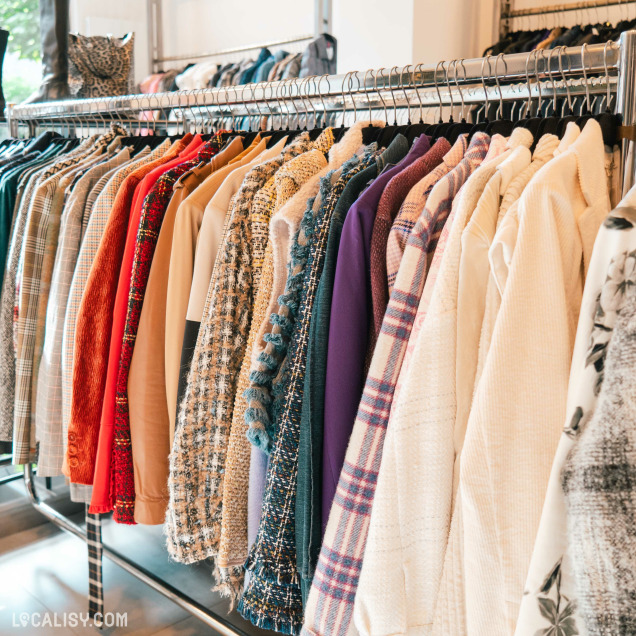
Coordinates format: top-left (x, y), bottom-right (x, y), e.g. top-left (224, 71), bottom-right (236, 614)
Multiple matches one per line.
top-left (12, 612), bottom-right (127, 628)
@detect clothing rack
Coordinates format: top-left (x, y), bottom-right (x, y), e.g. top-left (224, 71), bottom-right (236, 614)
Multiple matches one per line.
top-left (5, 29), bottom-right (636, 634)
top-left (499, 0), bottom-right (636, 38)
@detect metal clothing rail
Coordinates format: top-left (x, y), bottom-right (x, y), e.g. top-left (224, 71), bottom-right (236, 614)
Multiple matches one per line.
top-left (503, 0), bottom-right (636, 19)
top-left (5, 38), bottom-right (624, 128)
top-left (7, 30), bottom-right (636, 634)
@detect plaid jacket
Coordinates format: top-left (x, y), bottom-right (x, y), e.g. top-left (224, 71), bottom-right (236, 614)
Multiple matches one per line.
top-left (302, 132), bottom-right (491, 636)
top-left (0, 139), bottom-right (95, 446)
top-left (111, 134), bottom-right (226, 524)
top-left (386, 135), bottom-right (467, 295)
top-left (166, 133), bottom-right (313, 563)
top-left (10, 130), bottom-right (123, 463)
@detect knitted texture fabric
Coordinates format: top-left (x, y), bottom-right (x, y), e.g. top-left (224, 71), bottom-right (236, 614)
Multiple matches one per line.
top-left (68, 137), bottom-right (189, 487)
top-left (562, 263), bottom-right (636, 636)
top-left (238, 155), bottom-right (369, 635)
top-left (166, 132), bottom-right (312, 564)
top-left (111, 133), bottom-right (225, 524)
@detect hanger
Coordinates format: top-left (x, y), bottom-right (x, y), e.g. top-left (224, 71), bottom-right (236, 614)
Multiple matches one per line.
top-left (468, 56), bottom-right (493, 140)
top-left (402, 63), bottom-right (432, 145)
top-left (445, 59), bottom-right (474, 143)
top-left (533, 47), bottom-right (562, 144)
top-left (374, 67), bottom-right (402, 147)
top-left (594, 40), bottom-right (619, 146)
top-left (486, 53), bottom-right (516, 137)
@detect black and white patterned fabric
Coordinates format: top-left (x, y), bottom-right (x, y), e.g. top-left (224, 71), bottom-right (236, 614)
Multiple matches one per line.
top-left (85, 506), bottom-right (104, 627)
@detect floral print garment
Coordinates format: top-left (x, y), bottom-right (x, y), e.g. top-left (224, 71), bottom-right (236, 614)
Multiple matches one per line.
top-left (514, 205), bottom-right (636, 636)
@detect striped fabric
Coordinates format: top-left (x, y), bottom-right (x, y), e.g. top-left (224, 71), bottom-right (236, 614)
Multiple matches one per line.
top-left (302, 132), bottom-right (491, 636)
top-left (386, 135), bottom-right (467, 295)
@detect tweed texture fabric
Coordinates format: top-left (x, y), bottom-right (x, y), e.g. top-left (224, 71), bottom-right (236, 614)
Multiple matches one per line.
top-left (562, 255), bottom-right (636, 636)
top-left (386, 135), bottom-right (466, 295)
top-left (69, 137), bottom-right (188, 490)
top-left (241, 130), bottom-right (336, 453)
top-left (217, 125), bottom-right (374, 604)
top-left (303, 132), bottom-right (493, 636)
top-left (239, 155), bottom-right (369, 635)
top-left (166, 132), bottom-right (312, 564)
top-left (111, 133), bottom-right (226, 524)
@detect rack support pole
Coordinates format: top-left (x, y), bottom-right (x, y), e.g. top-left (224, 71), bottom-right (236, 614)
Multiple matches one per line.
top-left (22, 465), bottom-right (248, 636)
top-left (617, 30), bottom-right (636, 196)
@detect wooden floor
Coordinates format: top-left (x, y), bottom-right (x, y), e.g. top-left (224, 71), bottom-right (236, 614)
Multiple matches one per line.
top-left (0, 485), bottom-right (272, 636)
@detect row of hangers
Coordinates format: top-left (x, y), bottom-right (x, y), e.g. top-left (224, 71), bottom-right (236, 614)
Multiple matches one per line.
top-left (12, 40), bottom-right (621, 156)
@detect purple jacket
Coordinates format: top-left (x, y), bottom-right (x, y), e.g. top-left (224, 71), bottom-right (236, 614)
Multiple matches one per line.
top-left (321, 133), bottom-right (431, 529)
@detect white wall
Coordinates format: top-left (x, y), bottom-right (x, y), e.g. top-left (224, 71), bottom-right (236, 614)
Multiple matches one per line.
top-left (69, 0), bottom-right (630, 83)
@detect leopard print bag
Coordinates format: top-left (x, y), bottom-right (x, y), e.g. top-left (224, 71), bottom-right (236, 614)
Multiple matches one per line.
top-left (68, 32), bottom-right (135, 98)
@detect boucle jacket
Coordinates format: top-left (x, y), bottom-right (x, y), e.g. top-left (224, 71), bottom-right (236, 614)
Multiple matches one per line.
top-left (127, 162), bottom-right (213, 525)
top-left (165, 132), bottom-right (312, 564)
top-left (163, 135), bottom-right (256, 435)
top-left (386, 135), bottom-right (466, 295)
top-left (457, 121), bottom-right (608, 635)
top-left (344, 132), bottom-right (492, 636)
top-left (297, 150), bottom-right (378, 605)
top-left (515, 189), bottom-right (636, 636)
top-left (61, 143), bottom-right (165, 498)
top-left (239, 153), bottom-right (370, 635)
top-left (36, 147), bottom-right (131, 478)
top-left (172, 137), bottom-right (283, 439)
top-left (225, 129), bottom-right (334, 450)
top-left (251, 122), bottom-right (383, 374)
top-left (68, 136), bottom-right (188, 492)
top-left (368, 136), bottom-right (440, 343)
top-left (562, 237), bottom-right (636, 636)
top-left (111, 134), bottom-right (226, 524)
top-left (218, 127), bottom-right (371, 600)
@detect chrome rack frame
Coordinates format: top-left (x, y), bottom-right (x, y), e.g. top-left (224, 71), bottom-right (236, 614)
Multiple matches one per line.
top-left (5, 30), bottom-right (636, 634)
